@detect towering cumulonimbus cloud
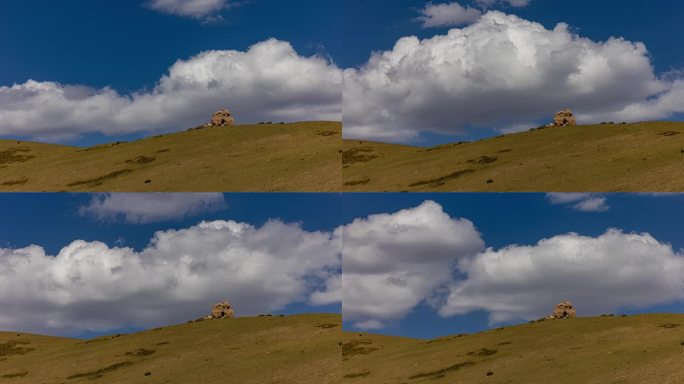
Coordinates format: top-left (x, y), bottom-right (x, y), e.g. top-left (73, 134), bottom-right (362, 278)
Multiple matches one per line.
top-left (340, 201), bottom-right (485, 329)
top-left (342, 201), bottom-right (684, 330)
top-left (0, 219), bottom-right (341, 335)
top-left (344, 11), bottom-right (681, 142)
top-left (0, 39), bottom-right (342, 141)
top-left (440, 229), bottom-right (684, 324)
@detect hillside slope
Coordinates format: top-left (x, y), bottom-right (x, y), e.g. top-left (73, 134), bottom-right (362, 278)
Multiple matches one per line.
top-left (342, 122), bottom-right (684, 192)
top-left (0, 314), bottom-right (341, 384)
top-left (342, 314), bottom-right (684, 384)
top-left (0, 121), bottom-right (341, 192)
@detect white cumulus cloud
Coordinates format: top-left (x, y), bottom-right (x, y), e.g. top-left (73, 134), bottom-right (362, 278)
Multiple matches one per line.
top-left (309, 274), bottom-right (342, 306)
top-left (0, 39), bottom-right (342, 141)
top-left (547, 193), bottom-right (609, 212)
top-left (440, 229), bottom-right (684, 324)
top-left (418, 2), bottom-right (482, 28)
top-left (353, 319), bottom-right (386, 330)
top-left (0, 219), bottom-right (340, 335)
top-left (79, 193), bottom-right (228, 223)
top-left (341, 201), bottom-right (484, 329)
top-left (344, 11), bottom-right (680, 142)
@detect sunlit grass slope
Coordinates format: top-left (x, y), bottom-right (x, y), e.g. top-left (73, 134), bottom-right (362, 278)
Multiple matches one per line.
top-left (0, 121), bottom-right (341, 192)
top-left (342, 314), bottom-right (684, 384)
top-left (342, 122), bottom-right (684, 192)
top-left (0, 314), bottom-right (341, 384)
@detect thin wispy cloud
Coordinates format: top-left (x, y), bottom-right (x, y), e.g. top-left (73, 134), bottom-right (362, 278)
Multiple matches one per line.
top-left (476, 0), bottom-right (531, 8)
top-left (146, 0), bottom-right (234, 21)
top-left (418, 2), bottom-right (482, 28)
top-left (79, 193), bottom-right (228, 224)
top-left (547, 193), bottom-right (610, 212)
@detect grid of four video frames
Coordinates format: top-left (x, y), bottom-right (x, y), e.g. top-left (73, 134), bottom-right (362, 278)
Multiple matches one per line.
top-left (2, 1), bottom-right (684, 383)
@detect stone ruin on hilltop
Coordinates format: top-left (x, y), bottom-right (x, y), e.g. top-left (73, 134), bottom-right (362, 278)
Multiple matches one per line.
top-left (548, 109), bottom-right (577, 127)
top-left (210, 301), bottom-right (235, 319)
top-left (188, 301), bottom-right (236, 323)
top-left (209, 109), bottom-right (235, 127)
top-left (544, 301), bottom-right (577, 320)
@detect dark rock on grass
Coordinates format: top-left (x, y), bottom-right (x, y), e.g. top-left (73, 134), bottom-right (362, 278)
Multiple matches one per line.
top-left (2, 178), bottom-right (29, 186)
top-left (344, 370), bottom-right (370, 379)
top-left (1, 370), bottom-right (28, 378)
top-left (408, 361), bottom-right (475, 380)
top-left (468, 156), bottom-right (498, 165)
top-left (341, 340), bottom-right (378, 357)
top-left (66, 361), bottom-right (134, 380)
top-left (125, 156), bottom-right (156, 165)
top-left (0, 340), bottom-right (36, 357)
top-left (343, 147), bottom-right (378, 165)
top-left (659, 324), bottom-right (680, 329)
top-left (409, 169), bottom-right (475, 188)
top-left (66, 169), bottom-right (133, 187)
top-left (467, 348), bottom-right (498, 357)
top-left (0, 147), bottom-right (35, 165)
top-left (659, 131), bottom-right (681, 137)
top-left (125, 348), bottom-right (155, 357)
top-left (317, 323), bottom-right (340, 329)
top-left (344, 177), bottom-right (371, 186)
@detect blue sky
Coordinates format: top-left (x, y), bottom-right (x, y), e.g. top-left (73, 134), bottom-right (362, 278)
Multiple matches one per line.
top-left (2, 1), bottom-right (683, 145)
top-left (0, 0), bottom-right (341, 92)
top-left (0, 193), bottom-right (341, 254)
top-left (6, 1), bottom-right (682, 90)
top-left (0, 0), bottom-right (342, 145)
top-left (342, 193), bottom-right (684, 339)
top-left (341, 0), bottom-right (684, 145)
top-left (0, 193), bottom-right (341, 338)
top-left (4, 191), bottom-right (684, 339)
top-left (341, 193), bottom-right (684, 250)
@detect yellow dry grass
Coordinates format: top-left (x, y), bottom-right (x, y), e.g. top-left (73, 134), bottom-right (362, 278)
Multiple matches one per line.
top-left (0, 314), bottom-right (341, 384)
top-left (342, 122), bottom-right (684, 192)
top-left (0, 121), bottom-right (341, 192)
top-left (342, 314), bottom-right (684, 384)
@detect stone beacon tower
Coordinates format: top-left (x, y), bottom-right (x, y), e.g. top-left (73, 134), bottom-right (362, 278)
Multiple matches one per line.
top-left (552, 109), bottom-right (577, 127)
top-left (548, 301), bottom-right (577, 320)
top-left (210, 109), bottom-right (235, 126)
top-left (210, 301), bottom-right (235, 319)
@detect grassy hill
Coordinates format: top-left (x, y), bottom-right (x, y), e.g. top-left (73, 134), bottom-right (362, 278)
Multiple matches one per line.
top-left (0, 121), bottom-right (341, 192)
top-left (342, 122), bottom-right (684, 192)
top-left (342, 314), bottom-right (684, 384)
top-left (0, 313), bottom-right (341, 384)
